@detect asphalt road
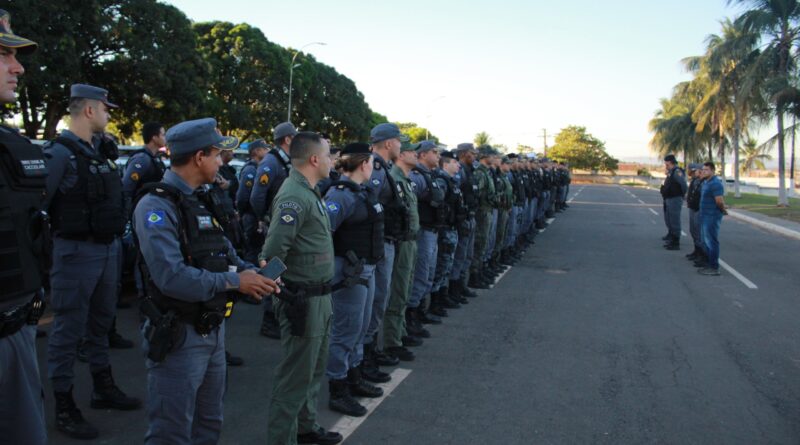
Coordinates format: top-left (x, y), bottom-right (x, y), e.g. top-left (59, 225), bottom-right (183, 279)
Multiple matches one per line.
top-left (39, 184), bottom-right (800, 444)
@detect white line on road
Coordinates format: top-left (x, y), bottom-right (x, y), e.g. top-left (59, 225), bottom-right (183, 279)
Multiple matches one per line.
top-left (546, 217), bottom-right (556, 224)
top-left (332, 368), bottom-right (412, 442)
top-left (719, 260), bottom-right (758, 289)
top-left (648, 208), bottom-right (658, 216)
top-left (637, 199), bottom-right (645, 204)
top-left (681, 230), bottom-right (687, 237)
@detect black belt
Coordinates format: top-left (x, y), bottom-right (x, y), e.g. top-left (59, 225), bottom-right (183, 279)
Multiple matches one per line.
top-left (283, 280), bottom-right (332, 297)
top-left (420, 225), bottom-right (439, 233)
top-left (0, 298), bottom-right (45, 339)
top-left (58, 234), bottom-right (116, 244)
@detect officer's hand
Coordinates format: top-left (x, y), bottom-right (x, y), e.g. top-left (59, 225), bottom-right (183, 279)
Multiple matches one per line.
top-left (238, 270), bottom-right (280, 300)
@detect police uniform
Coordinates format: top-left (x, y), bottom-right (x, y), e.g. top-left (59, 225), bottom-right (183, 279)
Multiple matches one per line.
top-left (660, 155), bottom-right (688, 248)
top-left (450, 144), bottom-right (480, 294)
top-left (261, 167), bottom-right (337, 445)
top-left (122, 146), bottom-right (166, 214)
top-left (323, 142), bottom-right (385, 417)
top-left (685, 165), bottom-right (705, 259)
top-left (236, 139), bottom-right (268, 264)
top-left (133, 118), bottom-right (245, 444)
top-left (44, 84), bottom-right (140, 440)
top-left (432, 151), bottom-right (468, 312)
top-left (383, 147), bottom-right (420, 358)
top-left (470, 148), bottom-right (497, 287)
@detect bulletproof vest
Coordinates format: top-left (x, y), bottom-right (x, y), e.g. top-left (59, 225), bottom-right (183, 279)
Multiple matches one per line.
top-left (135, 183), bottom-right (232, 323)
top-left (374, 157), bottom-right (411, 240)
top-left (523, 170), bottom-right (535, 199)
top-left (0, 128), bottom-right (50, 302)
top-left (459, 163), bottom-right (479, 212)
top-left (265, 148), bottom-right (292, 216)
top-left (542, 169), bottom-right (552, 188)
top-left (492, 169), bottom-right (505, 208)
top-left (661, 167), bottom-right (685, 198)
top-left (413, 167), bottom-right (447, 228)
top-left (237, 160), bottom-right (257, 213)
top-left (130, 148), bottom-right (166, 189)
top-left (49, 136), bottom-right (125, 241)
top-left (437, 170), bottom-right (468, 227)
top-left (686, 178), bottom-right (703, 210)
top-left (205, 183), bottom-right (242, 248)
top-left (513, 171), bottom-right (526, 204)
top-left (330, 181), bottom-right (385, 264)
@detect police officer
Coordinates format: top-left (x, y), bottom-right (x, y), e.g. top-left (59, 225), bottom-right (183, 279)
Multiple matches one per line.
top-left (450, 143), bottom-right (480, 298)
top-left (260, 131), bottom-right (342, 445)
top-left (0, 13), bottom-right (48, 444)
top-left (236, 138), bottom-right (269, 264)
top-left (361, 123), bottom-right (411, 378)
top-left (469, 146), bottom-right (497, 289)
top-left (133, 118), bottom-right (277, 444)
top-left (44, 84), bottom-right (141, 439)
top-left (383, 140), bottom-right (421, 362)
top-left (122, 121), bottom-right (167, 215)
top-left (685, 163), bottom-right (706, 263)
top-left (492, 156), bottom-right (513, 268)
top-left (431, 150), bottom-right (468, 315)
top-left (323, 142), bottom-right (384, 417)
top-left (407, 140), bottom-right (445, 335)
top-left (251, 122), bottom-right (297, 339)
top-left (660, 154), bottom-right (687, 250)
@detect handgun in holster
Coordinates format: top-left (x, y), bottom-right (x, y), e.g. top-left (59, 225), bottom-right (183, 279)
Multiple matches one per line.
top-left (341, 250), bottom-right (366, 288)
top-left (140, 298), bottom-right (184, 363)
top-left (277, 286), bottom-right (308, 337)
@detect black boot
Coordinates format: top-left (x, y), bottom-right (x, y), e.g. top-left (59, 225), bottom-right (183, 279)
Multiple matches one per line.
top-left (402, 335), bottom-right (423, 347)
top-left (449, 284), bottom-right (468, 305)
top-left (226, 350), bottom-right (244, 367)
top-left (468, 273), bottom-right (489, 290)
top-left (456, 279), bottom-right (477, 298)
top-left (417, 305), bottom-right (442, 325)
top-left (428, 290), bottom-right (449, 317)
top-left (55, 387), bottom-right (99, 440)
top-left (328, 379), bottom-right (366, 417)
top-left (297, 426), bottom-right (343, 445)
top-left (373, 347), bottom-right (400, 367)
top-left (108, 320), bottom-right (134, 349)
top-left (386, 345), bottom-right (415, 361)
top-left (90, 366), bottom-right (142, 410)
top-left (260, 310), bottom-right (281, 339)
top-left (347, 367), bottom-right (383, 398)
top-left (663, 236), bottom-right (680, 251)
top-left (405, 308), bottom-right (430, 338)
top-left (360, 345), bottom-right (391, 384)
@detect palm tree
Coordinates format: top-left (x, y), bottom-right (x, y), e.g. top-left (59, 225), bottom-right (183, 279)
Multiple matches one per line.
top-left (741, 137), bottom-right (773, 172)
top-left (474, 131), bottom-right (491, 146)
top-left (649, 82), bottom-right (709, 163)
top-left (732, 0), bottom-right (800, 206)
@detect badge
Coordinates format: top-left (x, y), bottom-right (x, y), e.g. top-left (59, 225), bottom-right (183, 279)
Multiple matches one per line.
top-left (326, 202), bottom-right (340, 213)
top-left (89, 165), bottom-right (98, 174)
top-left (246, 173), bottom-right (254, 179)
top-left (135, 163), bottom-right (142, 169)
top-left (279, 208), bottom-right (298, 225)
top-left (245, 180), bottom-right (253, 187)
top-left (145, 210), bottom-right (166, 227)
top-left (131, 172), bottom-right (140, 182)
top-left (374, 203), bottom-right (384, 213)
top-left (372, 179), bottom-right (380, 186)
top-left (259, 173), bottom-right (270, 185)
top-left (197, 215), bottom-right (214, 230)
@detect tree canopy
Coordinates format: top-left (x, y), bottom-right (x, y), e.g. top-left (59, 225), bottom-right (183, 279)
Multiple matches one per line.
top-left (548, 126), bottom-right (618, 173)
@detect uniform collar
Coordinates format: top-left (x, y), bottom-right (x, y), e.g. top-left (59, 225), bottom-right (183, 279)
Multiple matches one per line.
top-left (289, 168), bottom-right (321, 196)
top-left (60, 129), bottom-right (95, 153)
top-left (162, 169), bottom-right (196, 195)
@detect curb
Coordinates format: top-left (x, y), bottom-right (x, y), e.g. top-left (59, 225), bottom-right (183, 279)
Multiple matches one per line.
top-left (728, 210), bottom-right (800, 241)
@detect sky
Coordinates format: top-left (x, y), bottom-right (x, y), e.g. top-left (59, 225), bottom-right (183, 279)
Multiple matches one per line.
top-left (165, 0), bottom-right (742, 160)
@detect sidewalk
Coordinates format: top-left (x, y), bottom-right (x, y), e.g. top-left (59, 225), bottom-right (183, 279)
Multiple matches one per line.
top-left (728, 208), bottom-right (800, 241)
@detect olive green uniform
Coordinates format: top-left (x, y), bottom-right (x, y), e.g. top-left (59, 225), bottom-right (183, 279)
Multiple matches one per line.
top-left (494, 173), bottom-right (514, 258)
top-left (470, 163), bottom-right (496, 275)
top-left (260, 169), bottom-right (335, 445)
top-left (383, 165), bottom-right (419, 349)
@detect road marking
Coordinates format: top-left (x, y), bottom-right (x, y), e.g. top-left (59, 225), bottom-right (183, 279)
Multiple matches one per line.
top-left (489, 266), bottom-right (512, 288)
top-left (719, 260), bottom-right (758, 289)
top-left (331, 367), bottom-right (412, 442)
top-left (546, 217), bottom-right (555, 224)
top-left (637, 199), bottom-right (645, 204)
top-left (681, 230), bottom-right (687, 237)
top-left (648, 208), bottom-right (658, 216)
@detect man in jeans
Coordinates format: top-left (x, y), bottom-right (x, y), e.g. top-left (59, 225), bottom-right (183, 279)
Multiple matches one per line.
top-left (698, 161), bottom-right (727, 276)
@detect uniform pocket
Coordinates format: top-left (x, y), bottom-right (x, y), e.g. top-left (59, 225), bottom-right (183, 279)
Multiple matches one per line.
top-left (49, 279), bottom-right (83, 312)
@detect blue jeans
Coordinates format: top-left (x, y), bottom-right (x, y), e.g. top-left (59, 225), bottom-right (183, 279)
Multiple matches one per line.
top-left (701, 212), bottom-right (722, 269)
top-left (409, 229), bottom-right (438, 308)
top-left (365, 242), bottom-right (395, 343)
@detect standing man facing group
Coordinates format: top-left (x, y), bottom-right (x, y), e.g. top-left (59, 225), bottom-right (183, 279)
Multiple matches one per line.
top-left (660, 154), bottom-right (687, 251)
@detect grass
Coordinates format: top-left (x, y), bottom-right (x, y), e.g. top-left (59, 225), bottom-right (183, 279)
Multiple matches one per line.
top-left (726, 192), bottom-right (800, 223)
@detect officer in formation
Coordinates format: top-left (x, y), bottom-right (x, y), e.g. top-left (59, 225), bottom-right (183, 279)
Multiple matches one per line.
top-left (322, 142), bottom-right (385, 417)
top-left (450, 144), bottom-right (481, 297)
top-left (259, 131), bottom-right (343, 445)
top-left (252, 122), bottom-right (298, 339)
top-left (236, 138), bottom-right (270, 264)
top-left (0, 13), bottom-right (48, 444)
top-left (133, 118), bottom-right (279, 444)
top-left (660, 154), bottom-right (687, 250)
top-left (43, 83), bottom-right (141, 439)
top-left (685, 163), bottom-right (706, 264)
top-left (469, 146), bottom-right (499, 288)
top-left (122, 121), bottom-right (167, 215)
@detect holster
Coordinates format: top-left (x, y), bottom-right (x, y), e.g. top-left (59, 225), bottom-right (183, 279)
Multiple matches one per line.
top-left (339, 250), bottom-right (366, 289)
top-left (141, 298), bottom-right (185, 363)
top-left (277, 286), bottom-right (308, 337)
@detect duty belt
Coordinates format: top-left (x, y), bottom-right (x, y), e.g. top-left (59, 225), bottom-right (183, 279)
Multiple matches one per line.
top-left (283, 280), bottom-right (332, 297)
top-left (58, 233), bottom-right (116, 244)
top-left (0, 297), bottom-right (45, 339)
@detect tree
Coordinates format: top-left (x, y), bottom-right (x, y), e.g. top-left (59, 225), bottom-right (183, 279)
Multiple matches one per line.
top-left (649, 82), bottom-right (710, 163)
top-left (741, 137), bottom-right (773, 172)
top-left (397, 122), bottom-right (437, 143)
top-left (548, 126), bottom-right (619, 173)
top-left (474, 131), bottom-right (491, 146)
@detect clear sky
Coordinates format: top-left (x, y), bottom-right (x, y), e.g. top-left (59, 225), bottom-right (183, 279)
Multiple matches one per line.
top-left (165, 0), bottom-right (741, 159)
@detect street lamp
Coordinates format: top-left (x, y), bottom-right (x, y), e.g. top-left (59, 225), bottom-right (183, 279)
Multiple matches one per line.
top-left (287, 41), bottom-right (326, 122)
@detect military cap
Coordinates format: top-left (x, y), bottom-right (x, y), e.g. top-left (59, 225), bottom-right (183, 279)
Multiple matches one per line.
top-left (341, 142), bottom-right (371, 155)
top-left (400, 141), bottom-right (419, 152)
top-left (273, 122), bottom-right (298, 141)
top-left (477, 144), bottom-right (498, 158)
top-left (507, 153), bottom-right (519, 159)
top-left (501, 156), bottom-right (512, 164)
top-left (455, 142), bottom-right (476, 153)
top-left (0, 10), bottom-right (36, 54)
top-left (330, 146), bottom-right (342, 155)
top-left (416, 140), bottom-right (438, 153)
top-left (664, 154), bottom-right (677, 163)
top-left (688, 163), bottom-right (702, 171)
top-left (166, 117), bottom-right (239, 156)
top-left (370, 123), bottom-right (410, 144)
top-left (248, 138), bottom-right (269, 153)
top-left (70, 84), bottom-right (118, 108)
top-left (440, 150), bottom-right (457, 160)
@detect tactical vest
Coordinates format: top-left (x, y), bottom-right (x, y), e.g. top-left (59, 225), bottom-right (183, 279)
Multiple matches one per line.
top-left (330, 181), bottom-right (385, 264)
top-left (265, 148), bottom-right (292, 216)
top-left (686, 178), bottom-right (703, 210)
top-left (459, 163), bottom-right (479, 213)
top-left (661, 167), bottom-right (685, 199)
top-left (0, 128), bottom-right (50, 302)
top-left (437, 171), bottom-right (468, 228)
top-left (49, 137), bottom-right (125, 241)
top-left (135, 183), bottom-right (233, 326)
top-left (374, 157), bottom-right (411, 240)
top-left (413, 167), bottom-right (447, 229)
top-left (513, 171), bottom-right (526, 205)
top-left (492, 169), bottom-right (505, 209)
top-left (130, 148), bottom-right (166, 188)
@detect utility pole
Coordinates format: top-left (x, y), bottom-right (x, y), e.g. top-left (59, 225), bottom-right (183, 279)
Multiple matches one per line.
top-left (542, 128), bottom-right (548, 156)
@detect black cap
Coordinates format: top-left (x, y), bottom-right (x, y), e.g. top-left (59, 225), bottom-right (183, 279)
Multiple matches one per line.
top-left (248, 138), bottom-right (269, 153)
top-left (664, 154), bottom-right (677, 163)
top-left (341, 142), bottom-right (371, 155)
top-left (441, 150), bottom-right (457, 160)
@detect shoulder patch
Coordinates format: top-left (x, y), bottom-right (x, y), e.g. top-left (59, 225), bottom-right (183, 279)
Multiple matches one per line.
top-left (134, 163), bottom-right (142, 169)
top-left (246, 173), bottom-right (255, 179)
top-left (676, 170), bottom-right (684, 177)
top-left (145, 210), bottom-right (166, 227)
top-left (245, 180), bottom-right (253, 188)
top-left (279, 208), bottom-right (298, 225)
top-left (372, 178), bottom-right (381, 186)
top-left (278, 201), bottom-right (302, 212)
top-left (326, 201), bottom-right (340, 213)
top-left (130, 172), bottom-right (140, 182)
top-left (259, 172), bottom-right (270, 185)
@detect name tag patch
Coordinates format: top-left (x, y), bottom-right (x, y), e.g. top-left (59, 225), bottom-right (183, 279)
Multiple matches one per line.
top-left (197, 215), bottom-right (214, 230)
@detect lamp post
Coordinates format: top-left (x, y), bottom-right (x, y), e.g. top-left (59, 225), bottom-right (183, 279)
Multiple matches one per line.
top-left (287, 41), bottom-right (326, 122)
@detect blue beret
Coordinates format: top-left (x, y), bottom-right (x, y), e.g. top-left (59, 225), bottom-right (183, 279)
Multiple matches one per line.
top-left (166, 118), bottom-right (239, 156)
top-left (70, 84), bottom-right (118, 108)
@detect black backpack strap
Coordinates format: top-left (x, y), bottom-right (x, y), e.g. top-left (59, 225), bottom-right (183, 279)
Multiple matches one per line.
top-left (331, 180), bottom-right (360, 193)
